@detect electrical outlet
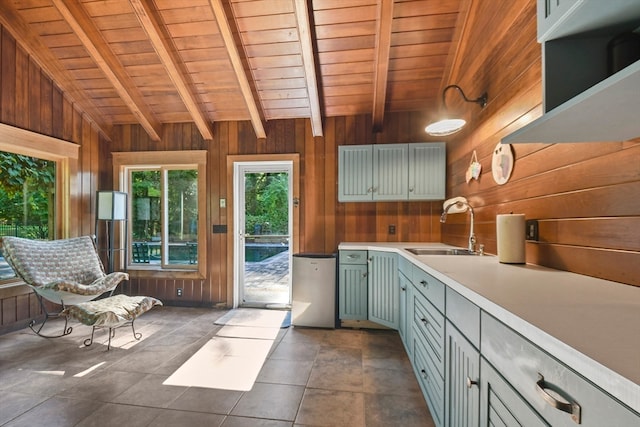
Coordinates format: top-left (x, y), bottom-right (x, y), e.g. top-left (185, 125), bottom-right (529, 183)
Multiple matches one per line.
top-left (388, 224), bottom-right (396, 235)
top-left (176, 288), bottom-right (183, 297)
top-left (526, 220), bottom-right (539, 241)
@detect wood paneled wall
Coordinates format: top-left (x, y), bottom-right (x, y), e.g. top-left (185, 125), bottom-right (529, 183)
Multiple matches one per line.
top-left (0, 25), bottom-right (104, 331)
top-left (109, 114), bottom-right (444, 306)
top-left (439, 0), bottom-right (640, 287)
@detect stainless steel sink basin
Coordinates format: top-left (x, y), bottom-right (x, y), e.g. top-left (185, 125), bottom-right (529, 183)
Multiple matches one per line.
top-left (405, 248), bottom-right (477, 256)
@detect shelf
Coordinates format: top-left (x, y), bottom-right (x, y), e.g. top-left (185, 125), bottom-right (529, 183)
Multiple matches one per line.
top-left (502, 58), bottom-right (640, 144)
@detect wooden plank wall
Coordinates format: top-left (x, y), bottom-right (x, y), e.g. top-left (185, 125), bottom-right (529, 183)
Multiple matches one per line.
top-left (108, 112), bottom-right (444, 306)
top-left (0, 25), bottom-right (103, 331)
top-left (439, 0), bottom-right (640, 287)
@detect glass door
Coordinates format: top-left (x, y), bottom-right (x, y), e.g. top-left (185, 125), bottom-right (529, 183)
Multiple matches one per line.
top-left (234, 161), bottom-right (293, 308)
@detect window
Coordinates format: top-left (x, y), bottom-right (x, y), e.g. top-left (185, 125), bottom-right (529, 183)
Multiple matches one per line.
top-left (113, 151), bottom-right (206, 275)
top-left (0, 124), bottom-right (79, 285)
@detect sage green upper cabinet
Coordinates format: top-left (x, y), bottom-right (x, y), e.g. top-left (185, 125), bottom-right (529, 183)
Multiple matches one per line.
top-left (337, 145), bottom-right (373, 202)
top-left (372, 144), bottom-right (409, 201)
top-left (408, 143), bottom-right (446, 200)
top-left (503, 0), bottom-right (640, 144)
top-left (338, 142), bottom-right (445, 202)
top-left (537, 0), bottom-right (640, 42)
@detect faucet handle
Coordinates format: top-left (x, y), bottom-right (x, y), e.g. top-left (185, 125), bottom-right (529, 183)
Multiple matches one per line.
top-left (478, 244), bottom-right (484, 256)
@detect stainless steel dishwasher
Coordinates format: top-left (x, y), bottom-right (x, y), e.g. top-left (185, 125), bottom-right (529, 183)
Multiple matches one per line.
top-left (291, 253), bottom-right (337, 328)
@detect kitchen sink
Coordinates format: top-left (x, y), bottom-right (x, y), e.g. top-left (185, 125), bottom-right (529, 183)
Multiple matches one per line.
top-left (405, 248), bottom-right (477, 256)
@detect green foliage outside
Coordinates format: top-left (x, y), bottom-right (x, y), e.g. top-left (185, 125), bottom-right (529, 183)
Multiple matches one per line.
top-left (131, 169), bottom-right (198, 242)
top-left (0, 152), bottom-right (55, 239)
top-left (245, 172), bottom-right (289, 235)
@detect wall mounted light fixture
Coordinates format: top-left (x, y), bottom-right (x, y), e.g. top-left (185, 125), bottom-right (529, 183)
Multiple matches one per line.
top-left (425, 85), bottom-right (488, 136)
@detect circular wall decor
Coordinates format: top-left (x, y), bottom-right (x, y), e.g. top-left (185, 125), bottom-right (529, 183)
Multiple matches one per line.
top-left (492, 142), bottom-right (514, 185)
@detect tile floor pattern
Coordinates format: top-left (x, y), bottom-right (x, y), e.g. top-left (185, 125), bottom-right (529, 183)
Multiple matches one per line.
top-left (0, 306), bottom-right (435, 427)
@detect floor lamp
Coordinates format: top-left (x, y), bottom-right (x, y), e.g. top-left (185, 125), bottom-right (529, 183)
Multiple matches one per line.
top-left (95, 191), bottom-right (128, 273)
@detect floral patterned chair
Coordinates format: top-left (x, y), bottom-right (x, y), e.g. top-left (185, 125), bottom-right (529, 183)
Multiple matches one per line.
top-left (0, 235), bottom-right (129, 337)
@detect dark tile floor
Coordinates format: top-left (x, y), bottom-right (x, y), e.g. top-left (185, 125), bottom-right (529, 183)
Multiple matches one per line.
top-left (0, 306), bottom-right (434, 427)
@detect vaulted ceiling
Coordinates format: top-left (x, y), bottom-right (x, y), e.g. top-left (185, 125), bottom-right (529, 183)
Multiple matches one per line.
top-left (1, 0), bottom-right (469, 141)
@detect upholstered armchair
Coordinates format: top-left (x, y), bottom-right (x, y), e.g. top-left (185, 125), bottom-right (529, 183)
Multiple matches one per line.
top-left (1, 235), bottom-right (129, 337)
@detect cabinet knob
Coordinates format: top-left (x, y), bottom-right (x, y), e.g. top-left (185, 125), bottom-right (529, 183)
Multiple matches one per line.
top-left (466, 377), bottom-right (478, 389)
top-left (420, 280), bottom-right (428, 288)
top-left (409, 187), bottom-right (414, 192)
top-left (420, 369), bottom-right (428, 381)
top-left (420, 318), bottom-right (429, 326)
top-left (400, 286), bottom-right (406, 291)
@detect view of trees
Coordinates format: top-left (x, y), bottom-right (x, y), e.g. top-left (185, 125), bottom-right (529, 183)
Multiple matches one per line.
top-left (245, 172), bottom-right (289, 235)
top-left (0, 152), bottom-right (55, 239)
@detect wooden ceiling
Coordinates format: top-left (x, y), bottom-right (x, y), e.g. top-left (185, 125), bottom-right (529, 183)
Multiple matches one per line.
top-left (1, 0), bottom-right (469, 141)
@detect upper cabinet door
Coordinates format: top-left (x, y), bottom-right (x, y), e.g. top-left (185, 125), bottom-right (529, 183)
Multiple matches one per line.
top-left (373, 144), bottom-right (409, 201)
top-left (338, 145), bottom-right (373, 202)
top-left (408, 142), bottom-right (446, 200)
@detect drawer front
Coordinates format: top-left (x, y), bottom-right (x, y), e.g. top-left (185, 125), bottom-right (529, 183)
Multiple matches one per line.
top-left (481, 312), bottom-right (640, 426)
top-left (445, 287), bottom-right (480, 348)
top-left (412, 334), bottom-right (444, 427)
top-left (412, 265), bottom-right (445, 313)
top-left (339, 250), bottom-right (367, 265)
top-left (412, 289), bottom-right (445, 379)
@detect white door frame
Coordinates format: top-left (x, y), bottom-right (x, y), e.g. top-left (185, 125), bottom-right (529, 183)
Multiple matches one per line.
top-left (227, 154), bottom-right (300, 308)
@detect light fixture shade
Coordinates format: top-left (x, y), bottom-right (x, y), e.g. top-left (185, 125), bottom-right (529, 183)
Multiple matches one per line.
top-left (425, 118), bottom-right (466, 136)
top-left (97, 191), bottom-right (128, 220)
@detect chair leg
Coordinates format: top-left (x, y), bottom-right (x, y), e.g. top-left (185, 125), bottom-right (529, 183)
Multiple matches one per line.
top-left (131, 320), bottom-right (142, 341)
top-left (84, 326), bottom-right (96, 348)
top-left (29, 293), bottom-right (73, 338)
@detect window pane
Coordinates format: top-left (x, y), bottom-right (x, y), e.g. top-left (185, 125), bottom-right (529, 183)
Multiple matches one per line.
top-left (167, 169), bottom-right (198, 265)
top-left (131, 170), bottom-right (161, 264)
top-left (0, 151), bottom-right (56, 279)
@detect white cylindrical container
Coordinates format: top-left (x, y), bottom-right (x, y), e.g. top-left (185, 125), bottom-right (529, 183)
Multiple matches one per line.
top-left (496, 214), bottom-right (526, 264)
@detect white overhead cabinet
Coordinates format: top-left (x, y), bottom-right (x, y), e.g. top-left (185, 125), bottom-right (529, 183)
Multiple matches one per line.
top-left (338, 142), bottom-right (445, 202)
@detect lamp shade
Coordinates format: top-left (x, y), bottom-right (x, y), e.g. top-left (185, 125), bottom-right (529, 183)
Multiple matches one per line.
top-left (97, 191), bottom-right (128, 220)
top-left (425, 118), bottom-right (466, 136)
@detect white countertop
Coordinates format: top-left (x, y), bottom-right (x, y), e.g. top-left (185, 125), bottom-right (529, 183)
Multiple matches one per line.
top-left (339, 242), bottom-right (640, 412)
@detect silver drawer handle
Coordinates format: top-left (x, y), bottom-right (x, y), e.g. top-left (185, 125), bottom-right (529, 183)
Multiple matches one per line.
top-left (420, 369), bottom-right (428, 381)
top-left (466, 377), bottom-right (478, 388)
top-left (536, 373), bottom-right (581, 424)
top-left (347, 254), bottom-right (360, 259)
top-left (400, 286), bottom-right (406, 291)
top-left (420, 280), bottom-right (428, 288)
top-left (420, 318), bottom-right (428, 326)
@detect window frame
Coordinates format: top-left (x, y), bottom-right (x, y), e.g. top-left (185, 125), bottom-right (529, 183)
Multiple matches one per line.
top-left (112, 150), bottom-right (207, 278)
top-left (0, 123), bottom-right (79, 288)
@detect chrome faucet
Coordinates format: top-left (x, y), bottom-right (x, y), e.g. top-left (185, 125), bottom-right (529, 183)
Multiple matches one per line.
top-left (441, 199), bottom-right (476, 253)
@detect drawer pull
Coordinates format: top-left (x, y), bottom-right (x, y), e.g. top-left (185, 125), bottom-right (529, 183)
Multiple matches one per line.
top-left (419, 280), bottom-right (429, 288)
top-left (536, 373), bottom-right (582, 424)
top-left (466, 377), bottom-right (478, 388)
top-left (420, 369), bottom-right (428, 381)
top-left (420, 318), bottom-right (429, 326)
top-left (400, 286), bottom-right (406, 291)
top-left (347, 254), bottom-right (360, 260)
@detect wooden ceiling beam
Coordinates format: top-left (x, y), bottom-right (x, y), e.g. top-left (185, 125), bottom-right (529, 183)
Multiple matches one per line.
top-left (293, 0), bottom-right (323, 137)
top-left (51, 0), bottom-right (163, 141)
top-left (372, 0), bottom-right (394, 132)
top-left (208, 0), bottom-right (266, 139)
top-left (129, 0), bottom-right (214, 141)
top-left (0, 6), bottom-right (113, 139)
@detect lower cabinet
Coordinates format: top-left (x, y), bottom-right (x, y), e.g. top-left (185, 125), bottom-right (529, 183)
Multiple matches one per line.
top-left (338, 250), bottom-right (368, 320)
top-left (338, 250), bottom-right (399, 327)
top-left (480, 357), bottom-right (549, 427)
top-left (339, 249), bottom-right (640, 427)
top-left (481, 312), bottom-right (640, 426)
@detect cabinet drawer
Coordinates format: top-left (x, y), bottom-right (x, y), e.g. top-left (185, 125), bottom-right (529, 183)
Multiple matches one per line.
top-left (412, 289), bottom-right (445, 379)
top-left (412, 334), bottom-right (444, 427)
top-left (482, 312), bottom-right (639, 426)
top-left (339, 250), bottom-right (367, 265)
top-left (412, 265), bottom-right (445, 313)
top-left (445, 287), bottom-right (480, 348)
